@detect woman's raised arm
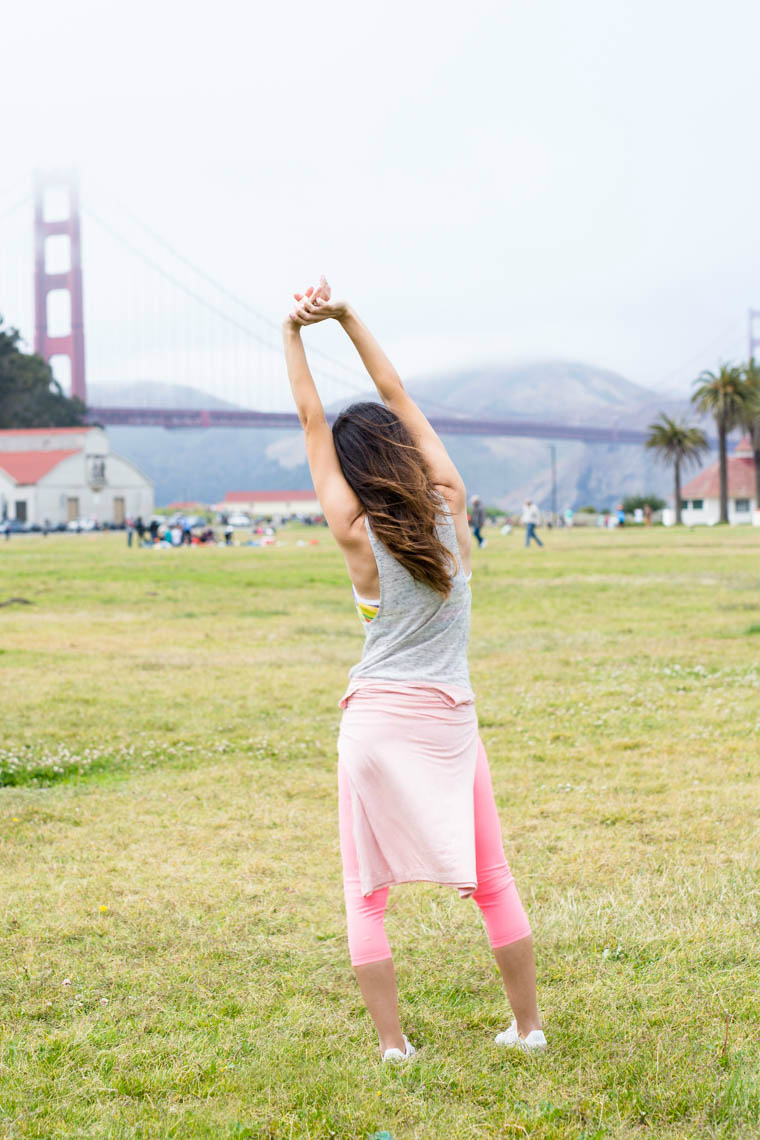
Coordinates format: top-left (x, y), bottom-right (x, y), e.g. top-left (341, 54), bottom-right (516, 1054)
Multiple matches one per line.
top-left (295, 281), bottom-right (465, 507)
top-left (282, 304), bottom-right (362, 540)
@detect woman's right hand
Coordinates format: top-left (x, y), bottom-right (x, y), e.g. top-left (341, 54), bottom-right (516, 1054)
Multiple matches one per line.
top-left (289, 276), bottom-right (349, 325)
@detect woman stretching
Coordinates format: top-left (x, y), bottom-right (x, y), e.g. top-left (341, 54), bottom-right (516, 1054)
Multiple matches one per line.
top-left (282, 279), bottom-right (545, 1061)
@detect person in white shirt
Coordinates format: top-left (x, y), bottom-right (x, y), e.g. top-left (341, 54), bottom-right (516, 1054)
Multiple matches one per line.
top-left (521, 500), bottom-right (544, 548)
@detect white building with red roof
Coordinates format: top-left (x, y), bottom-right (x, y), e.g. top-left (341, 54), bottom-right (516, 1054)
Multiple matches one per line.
top-left (680, 436), bottom-right (758, 525)
top-left (213, 489), bottom-right (321, 518)
top-left (0, 426), bottom-right (153, 527)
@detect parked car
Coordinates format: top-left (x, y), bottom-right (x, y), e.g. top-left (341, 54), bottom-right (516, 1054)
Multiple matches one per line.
top-left (0, 519), bottom-right (27, 534)
top-left (227, 513), bottom-right (252, 528)
top-left (66, 517), bottom-right (98, 532)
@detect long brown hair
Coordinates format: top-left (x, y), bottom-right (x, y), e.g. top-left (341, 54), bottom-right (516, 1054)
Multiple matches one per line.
top-left (332, 402), bottom-right (455, 597)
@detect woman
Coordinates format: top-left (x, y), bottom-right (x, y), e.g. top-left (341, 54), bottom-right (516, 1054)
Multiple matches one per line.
top-left (282, 278), bottom-right (545, 1062)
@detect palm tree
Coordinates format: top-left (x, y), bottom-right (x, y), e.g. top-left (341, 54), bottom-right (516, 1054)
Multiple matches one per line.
top-left (645, 415), bottom-right (709, 525)
top-left (740, 359), bottom-right (760, 508)
top-left (692, 364), bottom-right (747, 523)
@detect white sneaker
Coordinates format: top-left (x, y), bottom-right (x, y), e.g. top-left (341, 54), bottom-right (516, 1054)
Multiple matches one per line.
top-left (495, 1019), bottom-right (547, 1052)
top-left (382, 1035), bottom-right (416, 1063)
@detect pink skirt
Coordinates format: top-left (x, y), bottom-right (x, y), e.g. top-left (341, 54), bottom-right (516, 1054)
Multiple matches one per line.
top-left (338, 680), bottom-right (479, 897)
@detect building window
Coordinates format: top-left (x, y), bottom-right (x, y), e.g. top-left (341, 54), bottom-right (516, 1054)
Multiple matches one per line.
top-left (735, 498), bottom-right (750, 513)
top-left (691, 499), bottom-right (704, 510)
top-left (15, 500), bottom-right (27, 522)
top-left (680, 500), bottom-right (688, 511)
top-left (87, 455), bottom-right (107, 490)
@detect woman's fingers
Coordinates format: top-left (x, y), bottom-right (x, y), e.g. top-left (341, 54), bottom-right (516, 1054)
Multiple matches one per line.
top-left (294, 306), bottom-right (321, 323)
top-left (303, 298), bottom-right (328, 316)
top-left (289, 279), bottom-right (334, 322)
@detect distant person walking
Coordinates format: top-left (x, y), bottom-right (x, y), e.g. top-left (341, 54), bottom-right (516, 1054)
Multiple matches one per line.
top-left (283, 277), bottom-right (544, 1064)
top-left (470, 495), bottom-right (487, 548)
top-left (522, 500), bottom-right (544, 548)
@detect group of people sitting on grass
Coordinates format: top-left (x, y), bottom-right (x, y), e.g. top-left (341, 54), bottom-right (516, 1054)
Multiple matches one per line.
top-left (127, 518), bottom-right (217, 547)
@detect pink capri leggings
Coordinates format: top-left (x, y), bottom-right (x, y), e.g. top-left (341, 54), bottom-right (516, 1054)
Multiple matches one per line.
top-left (339, 738), bottom-right (532, 966)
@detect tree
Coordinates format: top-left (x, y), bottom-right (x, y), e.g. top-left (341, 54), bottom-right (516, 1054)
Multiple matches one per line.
top-left (740, 358), bottom-right (760, 508)
top-left (691, 364), bottom-right (747, 523)
top-left (0, 317), bottom-right (86, 429)
top-left (645, 415), bottom-right (709, 525)
top-left (621, 494), bottom-right (667, 515)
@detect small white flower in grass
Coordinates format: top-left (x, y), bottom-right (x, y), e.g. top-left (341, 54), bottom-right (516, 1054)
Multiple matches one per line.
top-left (62, 978), bottom-right (71, 986)
top-left (100, 998), bottom-right (109, 1005)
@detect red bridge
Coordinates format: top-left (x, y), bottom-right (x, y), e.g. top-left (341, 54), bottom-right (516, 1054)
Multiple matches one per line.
top-left (0, 170), bottom-right (694, 448)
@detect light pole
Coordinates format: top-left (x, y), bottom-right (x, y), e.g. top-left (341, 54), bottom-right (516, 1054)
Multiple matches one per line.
top-left (549, 444), bottom-right (557, 525)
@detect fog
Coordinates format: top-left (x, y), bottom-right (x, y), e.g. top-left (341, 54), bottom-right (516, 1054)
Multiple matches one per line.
top-left (3, 0), bottom-right (759, 401)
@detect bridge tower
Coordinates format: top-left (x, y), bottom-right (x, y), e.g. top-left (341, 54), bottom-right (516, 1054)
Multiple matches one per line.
top-left (33, 170), bottom-right (87, 403)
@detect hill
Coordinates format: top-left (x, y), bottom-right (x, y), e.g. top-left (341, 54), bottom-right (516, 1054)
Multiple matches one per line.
top-left (409, 360), bottom-right (658, 419)
top-left (93, 365), bottom-right (708, 510)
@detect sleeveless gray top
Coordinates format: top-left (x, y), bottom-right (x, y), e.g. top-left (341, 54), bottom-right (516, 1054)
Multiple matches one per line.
top-left (349, 502), bottom-right (472, 690)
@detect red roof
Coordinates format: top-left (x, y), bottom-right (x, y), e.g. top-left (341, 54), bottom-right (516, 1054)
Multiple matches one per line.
top-left (0, 449), bottom-right (79, 484)
top-left (221, 490), bottom-right (318, 502)
top-left (167, 500), bottom-right (204, 509)
top-left (681, 455), bottom-right (756, 499)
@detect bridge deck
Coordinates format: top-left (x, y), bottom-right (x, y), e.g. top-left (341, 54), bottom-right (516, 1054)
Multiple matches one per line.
top-left (86, 406), bottom-right (660, 445)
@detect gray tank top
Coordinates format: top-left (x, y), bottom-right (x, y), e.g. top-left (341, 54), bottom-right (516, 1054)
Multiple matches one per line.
top-left (349, 501), bottom-right (471, 689)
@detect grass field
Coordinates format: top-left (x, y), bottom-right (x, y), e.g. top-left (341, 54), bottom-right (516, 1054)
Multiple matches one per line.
top-left (1, 524), bottom-right (759, 1139)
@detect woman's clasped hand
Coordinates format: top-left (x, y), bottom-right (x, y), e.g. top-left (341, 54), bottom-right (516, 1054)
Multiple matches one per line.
top-left (286, 275), bottom-right (348, 326)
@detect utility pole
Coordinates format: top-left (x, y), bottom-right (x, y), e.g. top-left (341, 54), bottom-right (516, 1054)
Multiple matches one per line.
top-left (549, 444), bottom-right (557, 525)
top-left (749, 308), bottom-right (760, 363)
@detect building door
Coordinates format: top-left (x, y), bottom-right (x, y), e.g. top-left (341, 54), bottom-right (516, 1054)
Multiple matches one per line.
top-left (113, 497), bottom-right (125, 525)
top-left (67, 497), bottom-right (79, 521)
top-left (15, 500), bottom-right (27, 523)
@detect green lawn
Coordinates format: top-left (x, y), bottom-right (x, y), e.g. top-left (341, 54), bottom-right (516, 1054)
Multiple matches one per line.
top-left (1, 525), bottom-right (759, 1139)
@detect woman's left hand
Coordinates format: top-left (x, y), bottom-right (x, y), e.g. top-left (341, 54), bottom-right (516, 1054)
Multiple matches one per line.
top-left (288, 276), bottom-right (348, 326)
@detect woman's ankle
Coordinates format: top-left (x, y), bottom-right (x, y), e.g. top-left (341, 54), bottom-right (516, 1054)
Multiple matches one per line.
top-left (516, 1017), bottom-right (543, 1036)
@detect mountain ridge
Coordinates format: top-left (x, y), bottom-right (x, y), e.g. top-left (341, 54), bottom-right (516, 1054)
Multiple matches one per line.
top-left (96, 361), bottom-right (710, 509)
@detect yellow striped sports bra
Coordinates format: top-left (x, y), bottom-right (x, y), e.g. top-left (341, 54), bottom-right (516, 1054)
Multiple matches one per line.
top-left (352, 573), bottom-right (472, 627)
top-left (352, 586), bottom-right (380, 625)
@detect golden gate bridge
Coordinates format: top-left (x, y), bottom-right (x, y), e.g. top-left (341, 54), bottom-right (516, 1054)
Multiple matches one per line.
top-left (0, 171), bottom-right (734, 446)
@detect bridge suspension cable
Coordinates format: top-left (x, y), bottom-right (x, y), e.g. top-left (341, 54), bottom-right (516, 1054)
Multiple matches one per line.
top-left (0, 195), bottom-right (31, 224)
top-left (84, 188), bottom-right (467, 419)
top-left (83, 204), bottom-right (368, 397)
top-left (89, 191), bottom-right (372, 389)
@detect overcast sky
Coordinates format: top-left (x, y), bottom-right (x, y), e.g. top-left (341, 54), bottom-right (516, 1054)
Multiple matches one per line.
top-left (2, 0), bottom-right (760, 408)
